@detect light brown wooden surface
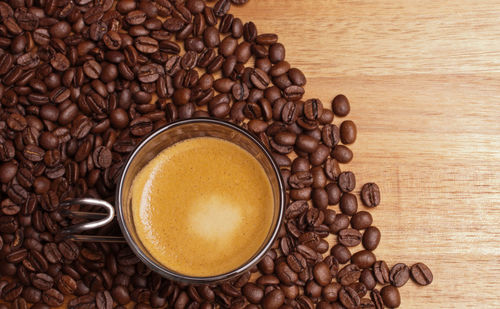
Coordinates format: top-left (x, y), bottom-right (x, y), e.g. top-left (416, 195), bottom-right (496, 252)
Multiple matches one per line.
top-left (233, 1), bottom-right (500, 308)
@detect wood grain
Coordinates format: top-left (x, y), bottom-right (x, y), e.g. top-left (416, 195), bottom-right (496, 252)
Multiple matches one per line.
top-left (233, 1), bottom-right (500, 308)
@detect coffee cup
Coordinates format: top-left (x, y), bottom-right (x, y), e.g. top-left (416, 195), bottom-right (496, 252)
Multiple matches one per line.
top-left (61, 118), bottom-right (285, 284)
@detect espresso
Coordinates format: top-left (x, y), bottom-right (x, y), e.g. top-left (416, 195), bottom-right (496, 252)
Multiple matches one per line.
top-left (131, 137), bottom-right (274, 276)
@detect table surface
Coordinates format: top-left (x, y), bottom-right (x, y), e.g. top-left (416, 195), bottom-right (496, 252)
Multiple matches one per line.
top-left (234, 1), bottom-right (500, 308)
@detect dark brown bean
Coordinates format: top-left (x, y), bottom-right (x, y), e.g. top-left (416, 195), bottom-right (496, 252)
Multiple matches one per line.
top-left (410, 262), bottom-right (433, 286)
top-left (363, 226), bottom-right (381, 251)
top-left (390, 263), bottom-right (410, 287)
top-left (332, 94), bottom-right (350, 117)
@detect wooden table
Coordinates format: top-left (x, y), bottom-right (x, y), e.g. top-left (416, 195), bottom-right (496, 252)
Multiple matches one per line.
top-left (235, 1), bottom-right (500, 308)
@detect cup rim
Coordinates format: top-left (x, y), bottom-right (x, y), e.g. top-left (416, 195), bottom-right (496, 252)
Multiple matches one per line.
top-left (116, 118), bottom-right (286, 284)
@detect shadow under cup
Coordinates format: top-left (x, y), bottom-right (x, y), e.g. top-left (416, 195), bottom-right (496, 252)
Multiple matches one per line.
top-left (116, 118), bottom-right (285, 284)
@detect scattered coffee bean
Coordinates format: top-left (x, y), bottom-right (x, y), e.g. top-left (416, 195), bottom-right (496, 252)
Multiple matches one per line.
top-left (361, 183), bottom-right (381, 208)
top-left (410, 262), bottom-right (433, 286)
top-left (380, 285), bottom-right (401, 308)
top-left (332, 94), bottom-right (350, 117)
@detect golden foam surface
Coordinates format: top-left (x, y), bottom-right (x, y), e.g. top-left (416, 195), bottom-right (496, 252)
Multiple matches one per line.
top-left (131, 137), bottom-right (274, 276)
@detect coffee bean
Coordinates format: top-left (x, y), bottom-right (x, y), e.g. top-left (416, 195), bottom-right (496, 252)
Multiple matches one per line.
top-left (250, 68), bottom-right (270, 90)
top-left (135, 36), bottom-right (158, 53)
top-left (242, 283), bottom-right (264, 304)
top-left (276, 261), bottom-right (298, 285)
top-left (410, 262), bottom-right (433, 285)
top-left (330, 244), bottom-right (351, 264)
top-left (363, 226), bottom-right (381, 251)
top-left (50, 53), bottom-right (70, 71)
top-left (22, 287), bottom-right (42, 304)
top-left (338, 171), bottom-right (356, 192)
top-left (56, 274), bottom-right (77, 295)
top-left (389, 263), bottom-right (410, 287)
top-left (332, 145), bottom-right (353, 164)
top-left (295, 134), bottom-right (319, 153)
top-left (380, 286), bottom-right (400, 308)
top-left (332, 94), bottom-right (350, 117)
top-left (42, 288), bottom-right (64, 307)
top-left (351, 250), bottom-right (376, 269)
top-left (325, 183), bottom-right (341, 205)
top-left (2, 282), bottom-right (23, 301)
top-left (313, 262), bottom-right (332, 286)
top-left (262, 288), bottom-right (284, 309)
top-left (339, 286), bottom-right (360, 309)
top-left (0, 161), bottom-right (18, 183)
top-left (373, 261), bottom-right (390, 284)
top-left (96, 290), bottom-right (113, 309)
top-left (23, 144), bottom-right (45, 162)
top-left (322, 124), bottom-right (340, 148)
top-left (329, 213), bottom-right (349, 235)
top-left (360, 269), bottom-right (377, 291)
top-left (338, 228), bottom-right (362, 247)
top-left (302, 99), bottom-right (322, 121)
top-left (32, 273), bottom-right (54, 291)
top-left (337, 264), bottom-right (361, 286)
top-left (339, 193), bottom-right (358, 215)
top-left (340, 120), bottom-right (357, 144)
top-left (351, 211), bottom-right (373, 230)
top-left (361, 183), bottom-right (381, 208)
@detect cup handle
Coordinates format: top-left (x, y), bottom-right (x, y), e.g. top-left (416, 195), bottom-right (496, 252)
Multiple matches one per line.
top-left (60, 198), bottom-right (126, 243)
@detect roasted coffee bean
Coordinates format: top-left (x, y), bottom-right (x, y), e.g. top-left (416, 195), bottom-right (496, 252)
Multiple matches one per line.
top-left (313, 262), bottom-right (333, 286)
top-left (339, 193), bottom-right (358, 216)
top-left (389, 263), bottom-right (410, 287)
top-left (32, 273), bottom-right (54, 291)
top-left (57, 274), bottom-right (77, 295)
top-left (360, 269), bottom-right (377, 291)
top-left (380, 286), bottom-right (400, 308)
top-left (410, 262), bottom-right (433, 285)
top-left (337, 264), bottom-right (361, 286)
top-left (6, 248), bottom-right (28, 263)
top-left (96, 290), bottom-right (113, 309)
top-left (338, 171), bottom-right (356, 192)
top-left (340, 120), bottom-right (357, 144)
top-left (303, 99), bottom-right (323, 121)
top-left (370, 289), bottom-right (384, 309)
top-left (322, 124), bottom-right (340, 148)
top-left (135, 36), bottom-right (159, 53)
top-left (332, 94), bottom-right (350, 117)
top-left (312, 188), bottom-right (328, 209)
top-left (262, 288), bottom-right (284, 309)
top-left (338, 229), bottom-right (362, 247)
top-left (332, 145), bottom-right (353, 164)
top-left (363, 226), bottom-right (381, 251)
top-left (242, 283), bottom-right (264, 304)
top-left (0, 161), bottom-right (18, 183)
top-left (361, 183), bottom-right (381, 208)
top-left (339, 286), bottom-right (360, 309)
top-left (42, 288), bottom-right (64, 307)
top-left (22, 287), bottom-right (42, 304)
top-left (330, 213), bottom-right (349, 235)
top-left (2, 282), bottom-right (23, 301)
top-left (310, 144), bottom-right (330, 166)
top-left (351, 211), bottom-right (373, 230)
top-left (258, 254), bottom-right (275, 275)
top-left (276, 260), bottom-right (298, 285)
top-left (295, 134), bottom-right (319, 153)
top-left (250, 68), bottom-right (270, 89)
top-left (373, 261), bottom-right (390, 284)
top-left (326, 183), bottom-right (342, 205)
top-left (23, 144), bottom-right (45, 162)
top-left (351, 250), bottom-right (376, 269)
top-left (51, 53), bottom-right (70, 71)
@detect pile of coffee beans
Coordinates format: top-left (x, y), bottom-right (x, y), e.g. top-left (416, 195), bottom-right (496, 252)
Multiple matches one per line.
top-left (0, 0), bottom-right (432, 308)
